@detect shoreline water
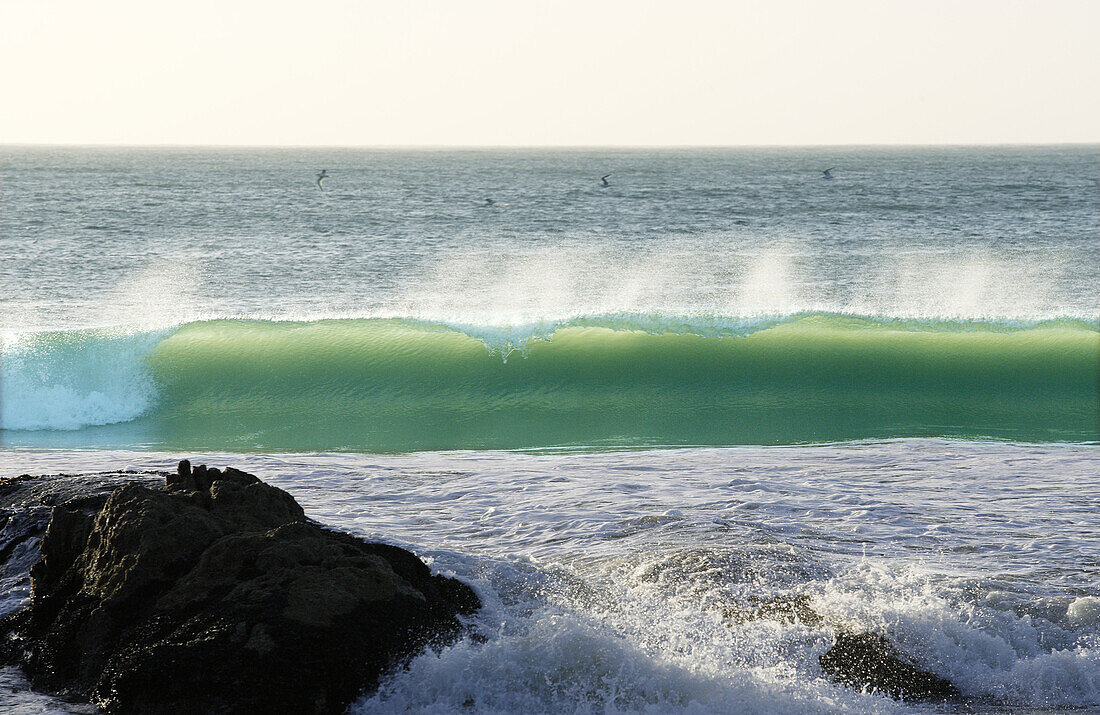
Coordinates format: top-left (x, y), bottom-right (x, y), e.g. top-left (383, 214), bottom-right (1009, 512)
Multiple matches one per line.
top-left (2, 441), bottom-right (1098, 713)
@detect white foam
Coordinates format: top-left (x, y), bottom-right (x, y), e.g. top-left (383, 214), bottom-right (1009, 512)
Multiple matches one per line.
top-left (353, 555), bottom-right (893, 715)
top-left (3, 444), bottom-right (1099, 712)
top-left (0, 535), bottom-right (40, 619)
top-left (0, 666), bottom-right (98, 714)
top-left (0, 329), bottom-right (164, 431)
top-left (811, 562), bottom-right (1100, 708)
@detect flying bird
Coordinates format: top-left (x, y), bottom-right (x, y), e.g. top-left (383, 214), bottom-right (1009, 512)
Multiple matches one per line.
top-left (316, 169), bottom-right (328, 191)
top-left (600, 173), bottom-right (612, 187)
top-left (821, 168), bottom-right (835, 180)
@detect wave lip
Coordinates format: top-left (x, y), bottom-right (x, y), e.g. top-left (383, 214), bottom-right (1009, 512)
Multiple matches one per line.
top-left (2, 313), bottom-right (1097, 450)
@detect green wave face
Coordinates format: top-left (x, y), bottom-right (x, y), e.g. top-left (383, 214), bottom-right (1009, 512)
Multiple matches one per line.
top-left (0, 314), bottom-right (1095, 448)
top-left (4, 315), bottom-right (1098, 451)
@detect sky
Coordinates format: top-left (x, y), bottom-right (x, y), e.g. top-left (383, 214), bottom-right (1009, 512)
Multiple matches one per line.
top-left (1, 0), bottom-right (1098, 146)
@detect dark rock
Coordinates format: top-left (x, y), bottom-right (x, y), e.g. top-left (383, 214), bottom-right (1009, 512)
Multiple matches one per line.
top-left (1, 472), bottom-right (159, 622)
top-left (0, 461), bottom-right (480, 714)
top-left (166, 459), bottom-right (193, 491)
top-left (820, 631), bottom-right (960, 702)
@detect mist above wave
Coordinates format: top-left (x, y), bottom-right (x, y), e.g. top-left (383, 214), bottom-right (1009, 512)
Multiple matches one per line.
top-left (4, 240), bottom-right (1096, 337)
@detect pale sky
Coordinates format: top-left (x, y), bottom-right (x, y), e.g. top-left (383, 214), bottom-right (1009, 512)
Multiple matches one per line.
top-left (2, 0), bottom-right (1098, 146)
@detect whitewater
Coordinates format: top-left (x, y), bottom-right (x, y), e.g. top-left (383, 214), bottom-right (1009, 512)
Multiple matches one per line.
top-left (3, 444), bottom-right (1099, 713)
top-left (1, 146), bottom-right (1098, 712)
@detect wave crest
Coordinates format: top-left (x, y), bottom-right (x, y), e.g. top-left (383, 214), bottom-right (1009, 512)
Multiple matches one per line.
top-left (2, 313), bottom-right (1097, 449)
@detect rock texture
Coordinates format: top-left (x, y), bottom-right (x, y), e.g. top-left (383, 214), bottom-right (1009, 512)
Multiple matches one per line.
top-left (820, 631), bottom-right (960, 702)
top-left (0, 461), bottom-right (479, 714)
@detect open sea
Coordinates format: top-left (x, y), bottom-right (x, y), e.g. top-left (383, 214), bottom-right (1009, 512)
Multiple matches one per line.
top-left (1, 146), bottom-right (1098, 712)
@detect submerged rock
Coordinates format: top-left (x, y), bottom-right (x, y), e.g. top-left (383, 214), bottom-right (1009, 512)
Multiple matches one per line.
top-left (722, 594), bottom-right (823, 627)
top-left (0, 462), bottom-right (479, 714)
top-left (820, 631), bottom-right (960, 702)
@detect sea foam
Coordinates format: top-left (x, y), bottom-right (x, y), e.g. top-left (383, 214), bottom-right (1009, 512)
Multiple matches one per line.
top-left (0, 329), bottom-right (163, 431)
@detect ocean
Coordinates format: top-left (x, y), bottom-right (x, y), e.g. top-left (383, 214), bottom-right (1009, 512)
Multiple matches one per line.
top-left (1, 146), bottom-right (1098, 712)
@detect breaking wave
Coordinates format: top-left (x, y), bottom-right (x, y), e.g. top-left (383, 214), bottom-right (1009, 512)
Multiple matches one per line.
top-left (2, 313), bottom-right (1097, 450)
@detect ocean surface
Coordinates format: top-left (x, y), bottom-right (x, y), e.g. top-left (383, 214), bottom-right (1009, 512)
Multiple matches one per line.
top-left (1, 146), bottom-right (1098, 712)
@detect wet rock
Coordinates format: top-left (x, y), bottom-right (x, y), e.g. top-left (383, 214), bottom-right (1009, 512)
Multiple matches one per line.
top-left (722, 594), bottom-right (823, 627)
top-left (0, 462), bottom-right (479, 714)
top-left (820, 631), bottom-right (960, 702)
top-left (1, 472), bottom-right (157, 622)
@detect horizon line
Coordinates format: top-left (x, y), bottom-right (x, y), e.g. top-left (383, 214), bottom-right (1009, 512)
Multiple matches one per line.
top-left (2, 141), bottom-right (1098, 151)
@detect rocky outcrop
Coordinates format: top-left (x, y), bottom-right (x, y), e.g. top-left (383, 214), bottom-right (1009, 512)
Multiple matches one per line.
top-left (820, 631), bottom-right (960, 702)
top-left (0, 461), bottom-right (480, 714)
top-left (0, 471), bottom-right (156, 623)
